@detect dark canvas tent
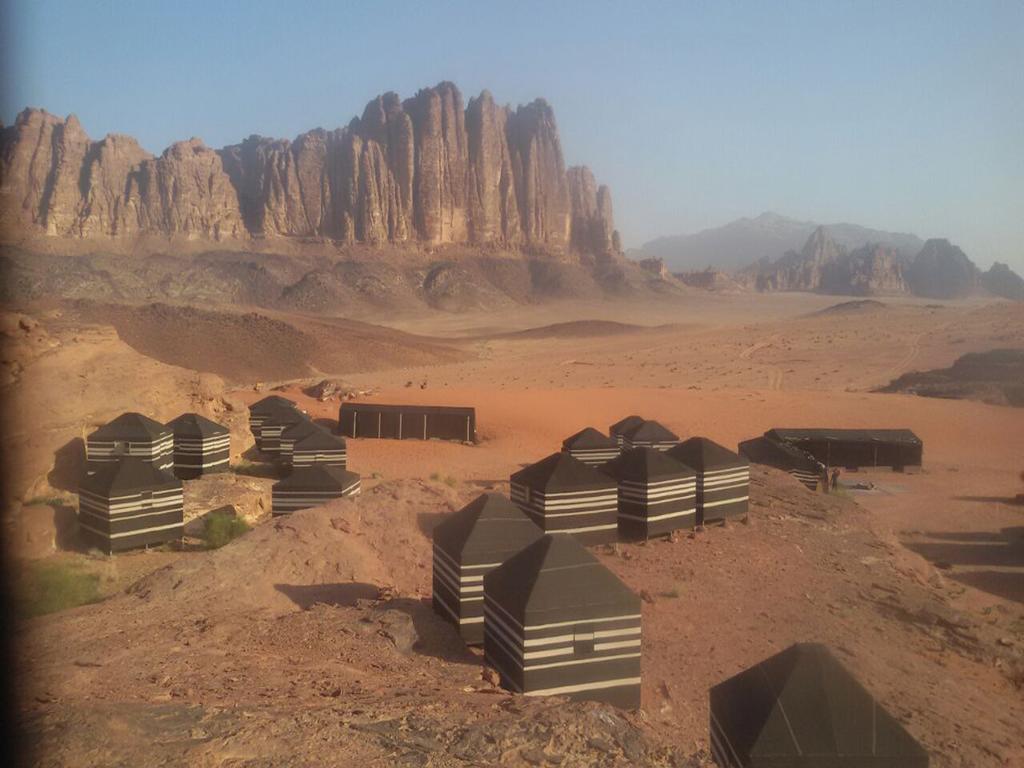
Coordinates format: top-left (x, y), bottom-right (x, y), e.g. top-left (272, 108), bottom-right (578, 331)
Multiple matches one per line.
top-left (279, 421), bottom-right (347, 468)
top-left (248, 396), bottom-right (298, 449)
top-left (339, 403), bottom-right (476, 443)
top-left (621, 419), bottom-right (680, 451)
top-left (609, 415), bottom-right (645, 447)
top-left (166, 412), bottom-right (230, 479)
top-left (432, 493), bottom-right (544, 644)
top-left (738, 436), bottom-right (823, 490)
top-left (86, 412), bottom-right (174, 471)
top-left (601, 447), bottom-right (697, 538)
top-left (78, 457), bottom-right (183, 553)
top-left (510, 452), bottom-right (620, 544)
top-left (764, 429), bottom-right (923, 471)
top-left (259, 408), bottom-right (311, 457)
top-left (278, 419), bottom-right (322, 463)
top-left (709, 643), bottom-right (929, 767)
top-left (667, 437), bottom-right (749, 524)
top-left (483, 534), bottom-right (642, 708)
top-left (271, 465), bottom-right (361, 515)
top-left (562, 427), bottom-right (621, 466)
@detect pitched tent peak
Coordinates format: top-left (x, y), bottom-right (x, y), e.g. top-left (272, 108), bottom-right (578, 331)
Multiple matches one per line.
top-left (249, 395), bottom-right (298, 413)
top-left (89, 411), bottom-right (170, 441)
top-left (667, 436), bottom-right (747, 471)
top-left (433, 492), bottom-right (543, 560)
top-left (602, 446), bottom-right (694, 482)
top-left (274, 464), bottom-right (359, 491)
top-left (623, 419), bottom-right (679, 442)
top-left (166, 412), bottom-right (228, 437)
top-left (292, 429), bottom-right (347, 451)
top-left (563, 426), bottom-right (619, 450)
top-left (79, 456), bottom-right (181, 495)
top-left (609, 415), bottom-right (645, 435)
top-left (282, 419), bottom-right (329, 440)
top-left (511, 452), bottom-right (617, 492)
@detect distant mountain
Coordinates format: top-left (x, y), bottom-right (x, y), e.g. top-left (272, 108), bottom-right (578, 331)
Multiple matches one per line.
top-left (636, 212), bottom-right (924, 272)
top-left (981, 262), bottom-right (1024, 302)
top-left (905, 239), bottom-right (980, 299)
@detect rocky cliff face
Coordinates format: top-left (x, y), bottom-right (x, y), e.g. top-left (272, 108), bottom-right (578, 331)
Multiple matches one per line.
top-left (982, 262), bottom-right (1024, 302)
top-left (905, 239), bottom-right (980, 299)
top-left (0, 83), bottom-right (620, 256)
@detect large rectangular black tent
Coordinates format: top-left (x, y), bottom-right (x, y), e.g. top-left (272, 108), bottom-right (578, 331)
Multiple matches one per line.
top-left (78, 457), bottom-right (184, 553)
top-left (86, 412), bottom-right (174, 472)
top-left (166, 412), bottom-right (230, 479)
top-left (764, 428), bottom-right (923, 470)
top-left (432, 493), bottom-right (544, 644)
top-left (510, 453), bottom-right (620, 544)
top-left (339, 403), bottom-right (476, 443)
top-left (602, 447), bottom-right (697, 538)
top-left (667, 437), bottom-right (749, 525)
top-left (709, 643), bottom-right (929, 767)
top-left (483, 534), bottom-right (642, 708)
top-left (738, 436), bottom-right (823, 490)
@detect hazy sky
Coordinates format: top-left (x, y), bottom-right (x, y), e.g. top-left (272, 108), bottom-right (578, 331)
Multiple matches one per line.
top-left (3, 1), bottom-right (1021, 270)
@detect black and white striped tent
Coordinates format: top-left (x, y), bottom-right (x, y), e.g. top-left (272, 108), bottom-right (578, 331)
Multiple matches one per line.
top-left (602, 447), bottom-right (697, 538)
top-left (432, 493), bottom-right (544, 644)
top-left (86, 412), bottom-right (174, 471)
top-left (166, 412), bottom-right (230, 479)
top-left (259, 408), bottom-right (311, 457)
top-left (621, 419), bottom-right (680, 451)
top-left (609, 415), bottom-right (645, 447)
top-left (248, 395), bottom-right (298, 449)
top-left (510, 453), bottom-right (620, 544)
top-left (709, 643), bottom-right (929, 767)
top-left (667, 437), bottom-right (750, 525)
top-left (271, 465), bottom-right (361, 515)
top-left (77, 457), bottom-right (183, 553)
top-left (562, 427), bottom-right (621, 466)
top-left (483, 534), bottom-right (642, 708)
top-left (289, 428), bottom-right (348, 469)
top-left (738, 436), bottom-right (823, 490)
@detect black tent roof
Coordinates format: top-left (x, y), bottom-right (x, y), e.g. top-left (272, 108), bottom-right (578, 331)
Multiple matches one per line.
top-left (262, 408), bottom-right (311, 429)
top-left (433, 493), bottom-right (543, 563)
top-left (602, 446), bottom-right (694, 483)
top-left (609, 415), bottom-right (645, 435)
top-left (281, 418), bottom-right (325, 441)
top-left (249, 395), bottom-right (298, 415)
top-left (622, 419), bottom-right (679, 443)
top-left (739, 436), bottom-right (821, 472)
top-left (166, 412), bottom-right (228, 438)
top-left (293, 428), bottom-right (347, 452)
top-left (766, 428), bottom-right (922, 446)
top-left (79, 456), bottom-right (181, 496)
top-left (667, 437), bottom-right (748, 472)
top-left (88, 412), bottom-right (170, 442)
top-left (511, 452), bottom-right (617, 493)
top-left (562, 427), bottom-right (619, 451)
top-left (710, 643), bottom-right (929, 766)
top-left (273, 465), bottom-right (359, 492)
top-left (484, 534), bottom-right (640, 625)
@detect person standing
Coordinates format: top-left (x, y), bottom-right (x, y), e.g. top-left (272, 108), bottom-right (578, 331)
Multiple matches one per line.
top-left (831, 468), bottom-right (841, 491)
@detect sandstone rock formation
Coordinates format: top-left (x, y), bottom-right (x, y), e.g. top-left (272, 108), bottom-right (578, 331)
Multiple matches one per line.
top-left (0, 83), bottom-right (620, 256)
top-left (905, 239), bottom-right (980, 299)
top-left (981, 262), bottom-right (1024, 302)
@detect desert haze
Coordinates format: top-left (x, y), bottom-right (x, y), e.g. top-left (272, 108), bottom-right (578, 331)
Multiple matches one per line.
top-left (2, 78), bottom-right (1023, 768)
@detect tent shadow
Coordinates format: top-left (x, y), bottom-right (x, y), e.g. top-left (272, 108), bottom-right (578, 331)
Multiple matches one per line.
top-left (52, 503), bottom-right (83, 551)
top-left (416, 511), bottom-right (447, 538)
top-left (953, 495), bottom-right (1023, 505)
top-left (48, 438), bottom-right (86, 493)
top-left (902, 526), bottom-right (1024, 604)
top-left (313, 417), bottom-right (338, 433)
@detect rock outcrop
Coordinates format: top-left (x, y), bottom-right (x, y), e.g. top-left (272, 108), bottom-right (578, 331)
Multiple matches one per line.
top-left (905, 239), bottom-right (980, 299)
top-left (0, 83), bottom-right (619, 256)
top-left (981, 262), bottom-right (1024, 302)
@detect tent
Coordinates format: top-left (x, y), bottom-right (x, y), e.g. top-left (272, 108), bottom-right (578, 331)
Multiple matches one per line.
top-left (764, 429), bottom-right (923, 471)
top-left (166, 412), bottom-right (230, 479)
top-left (601, 447), bottom-right (697, 538)
top-left (86, 412), bottom-right (174, 471)
top-left (248, 395), bottom-right (298, 449)
top-left (290, 429), bottom-right (348, 469)
top-left (271, 465), bottom-right (361, 515)
top-left (339, 403), bottom-right (476, 443)
top-left (510, 452), bottom-right (620, 544)
top-left (561, 427), bottom-right (621, 466)
top-left (259, 408), bottom-right (311, 457)
top-left (738, 436), bottom-right (823, 490)
top-left (709, 643), bottom-right (929, 767)
top-left (667, 437), bottom-right (749, 525)
top-left (483, 534), bottom-right (642, 708)
top-left (77, 457), bottom-right (183, 553)
top-left (432, 493), bottom-right (544, 644)
top-left (621, 419), bottom-right (680, 451)
top-left (609, 415), bottom-right (645, 447)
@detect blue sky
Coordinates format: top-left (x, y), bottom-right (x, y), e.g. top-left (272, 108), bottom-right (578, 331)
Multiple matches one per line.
top-left (3, 1), bottom-right (1022, 269)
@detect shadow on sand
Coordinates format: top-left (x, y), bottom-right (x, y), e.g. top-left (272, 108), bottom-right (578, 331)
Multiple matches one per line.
top-left (902, 527), bottom-right (1024, 604)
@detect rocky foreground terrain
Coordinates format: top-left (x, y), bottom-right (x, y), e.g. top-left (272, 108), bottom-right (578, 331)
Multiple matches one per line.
top-left (879, 348), bottom-right (1024, 407)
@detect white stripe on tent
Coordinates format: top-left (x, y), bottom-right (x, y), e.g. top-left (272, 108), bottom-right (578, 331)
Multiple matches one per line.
top-left (702, 496), bottom-right (749, 508)
top-left (522, 676), bottom-right (642, 697)
top-left (525, 651), bottom-right (640, 672)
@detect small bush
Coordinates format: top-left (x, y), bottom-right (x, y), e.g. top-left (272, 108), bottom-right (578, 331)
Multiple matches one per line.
top-left (25, 495), bottom-right (68, 507)
top-left (429, 472), bottom-right (441, 481)
top-left (19, 561), bottom-right (102, 618)
top-left (443, 475), bottom-right (458, 488)
top-left (202, 511), bottom-right (250, 549)
top-left (231, 461), bottom-right (266, 477)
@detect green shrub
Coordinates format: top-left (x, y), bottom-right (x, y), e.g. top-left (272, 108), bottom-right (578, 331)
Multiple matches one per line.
top-left (25, 495), bottom-right (68, 507)
top-left (429, 472), bottom-right (441, 481)
top-left (202, 511), bottom-right (251, 549)
top-left (443, 475), bottom-right (458, 488)
top-left (19, 561), bottom-right (102, 618)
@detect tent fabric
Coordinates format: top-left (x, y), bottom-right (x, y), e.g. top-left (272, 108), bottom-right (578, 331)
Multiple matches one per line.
top-left (248, 396), bottom-right (298, 448)
top-left (339, 403), bottom-right (476, 443)
top-left (621, 420), bottom-right (680, 451)
top-left (432, 493), bottom-right (544, 644)
top-left (271, 465), bottom-right (361, 515)
top-left (562, 427), bottom-right (621, 466)
top-left (166, 412), bottom-right (230, 479)
top-left (279, 421), bottom-right (347, 468)
top-left (259, 409), bottom-right (311, 456)
top-left (77, 457), bottom-right (183, 553)
top-left (86, 412), bottom-right (174, 471)
top-left (764, 429), bottom-right (923, 470)
top-left (738, 436), bottom-right (823, 490)
top-left (510, 453), bottom-right (619, 544)
top-left (483, 534), bottom-right (642, 708)
top-left (667, 438), bottom-right (750, 524)
top-left (608, 415), bottom-right (645, 447)
top-left (709, 643), bottom-right (929, 767)
top-left (601, 447), bottom-right (697, 538)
